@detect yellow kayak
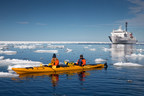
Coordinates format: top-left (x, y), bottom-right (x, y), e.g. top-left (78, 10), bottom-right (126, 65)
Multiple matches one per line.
top-left (12, 63), bottom-right (108, 74)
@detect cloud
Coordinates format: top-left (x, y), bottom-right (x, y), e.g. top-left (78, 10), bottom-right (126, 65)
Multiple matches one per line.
top-left (116, 0), bottom-right (144, 27)
top-left (116, 13), bottom-right (144, 26)
top-left (128, 0), bottom-right (144, 14)
top-left (36, 23), bottom-right (47, 26)
top-left (16, 21), bottom-right (29, 24)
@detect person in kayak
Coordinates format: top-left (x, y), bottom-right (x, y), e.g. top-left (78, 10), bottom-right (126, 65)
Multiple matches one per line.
top-left (76, 55), bottom-right (86, 66)
top-left (51, 53), bottom-right (59, 67)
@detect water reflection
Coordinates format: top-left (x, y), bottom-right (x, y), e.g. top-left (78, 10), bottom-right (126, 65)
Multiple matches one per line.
top-left (78, 71), bottom-right (86, 81)
top-left (110, 44), bottom-right (135, 62)
top-left (50, 74), bottom-right (59, 87)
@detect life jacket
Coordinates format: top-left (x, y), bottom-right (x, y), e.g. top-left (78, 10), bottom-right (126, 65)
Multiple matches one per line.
top-left (76, 58), bottom-right (86, 66)
top-left (51, 58), bottom-right (59, 66)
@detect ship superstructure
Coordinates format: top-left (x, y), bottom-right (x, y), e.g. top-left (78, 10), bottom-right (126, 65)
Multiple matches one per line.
top-left (109, 22), bottom-right (137, 44)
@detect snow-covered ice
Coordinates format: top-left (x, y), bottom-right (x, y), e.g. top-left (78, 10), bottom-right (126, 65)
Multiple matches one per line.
top-left (34, 50), bottom-right (58, 53)
top-left (0, 58), bottom-right (42, 66)
top-left (113, 62), bottom-right (143, 67)
top-left (84, 46), bottom-right (89, 49)
top-left (66, 48), bottom-right (72, 53)
top-left (103, 47), bottom-right (112, 52)
top-left (0, 50), bottom-right (17, 55)
top-left (89, 48), bottom-right (96, 51)
top-left (0, 72), bottom-right (19, 77)
top-left (95, 58), bottom-right (106, 63)
top-left (0, 56), bottom-right (4, 60)
top-left (14, 45), bottom-right (37, 49)
top-left (126, 53), bottom-right (144, 60)
top-left (47, 45), bottom-right (64, 49)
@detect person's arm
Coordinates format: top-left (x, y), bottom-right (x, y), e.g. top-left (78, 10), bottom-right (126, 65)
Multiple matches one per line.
top-left (76, 59), bottom-right (79, 65)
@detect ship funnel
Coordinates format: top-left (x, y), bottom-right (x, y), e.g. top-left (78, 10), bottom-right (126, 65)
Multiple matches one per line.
top-left (125, 22), bottom-right (128, 31)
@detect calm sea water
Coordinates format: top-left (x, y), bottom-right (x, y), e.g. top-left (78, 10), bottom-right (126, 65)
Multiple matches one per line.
top-left (0, 43), bottom-right (144, 96)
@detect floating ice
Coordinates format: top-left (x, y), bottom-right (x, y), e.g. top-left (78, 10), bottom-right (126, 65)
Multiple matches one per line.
top-left (95, 58), bottom-right (106, 63)
top-left (0, 44), bottom-right (8, 50)
top-left (0, 56), bottom-right (4, 60)
top-left (34, 50), bottom-right (58, 53)
top-left (66, 48), bottom-right (72, 53)
top-left (0, 41), bottom-right (111, 44)
top-left (84, 46), bottom-right (88, 49)
top-left (14, 45), bottom-right (37, 49)
top-left (8, 64), bottom-right (40, 71)
top-left (113, 62), bottom-right (143, 67)
top-left (0, 59), bottom-right (43, 70)
top-left (103, 47), bottom-right (112, 52)
top-left (89, 48), bottom-right (96, 51)
top-left (136, 49), bottom-right (144, 53)
top-left (0, 50), bottom-right (17, 55)
top-left (47, 45), bottom-right (64, 49)
top-left (126, 53), bottom-right (144, 59)
top-left (0, 58), bottom-right (42, 68)
top-left (0, 72), bottom-right (19, 77)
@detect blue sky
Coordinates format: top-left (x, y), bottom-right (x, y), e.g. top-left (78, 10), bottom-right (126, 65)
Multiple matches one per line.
top-left (0, 0), bottom-right (144, 41)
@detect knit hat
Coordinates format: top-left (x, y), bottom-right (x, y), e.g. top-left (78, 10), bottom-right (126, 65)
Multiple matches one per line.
top-left (80, 55), bottom-right (83, 58)
top-left (52, 53), bottom-right (56, 58)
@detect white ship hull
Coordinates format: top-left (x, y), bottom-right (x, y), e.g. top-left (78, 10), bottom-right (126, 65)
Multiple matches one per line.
top-left (109, 36), bottom-right (137, 44)
top-left (109, 24), bottom-right (137, 44)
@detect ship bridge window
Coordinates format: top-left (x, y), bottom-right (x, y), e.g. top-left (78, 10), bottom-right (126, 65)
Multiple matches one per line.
top-left (124, 34), bottom-right (127, 37)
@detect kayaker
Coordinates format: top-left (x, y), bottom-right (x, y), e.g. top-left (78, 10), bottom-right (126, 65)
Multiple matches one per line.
top-left (76, 55), bottom-right (86, 66)
top-left (51, 53), bottom-right (59, 67)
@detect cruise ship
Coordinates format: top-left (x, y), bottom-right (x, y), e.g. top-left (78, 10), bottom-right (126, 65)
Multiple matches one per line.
top-left (109, 22), bottom-right (137, 44)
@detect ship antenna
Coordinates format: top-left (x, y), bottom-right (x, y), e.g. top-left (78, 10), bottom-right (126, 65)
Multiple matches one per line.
top-left (125, 22), bottom-right (128, 31)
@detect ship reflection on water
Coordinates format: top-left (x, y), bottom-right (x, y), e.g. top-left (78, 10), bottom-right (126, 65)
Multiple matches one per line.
top-left (110, 44), bottom-right (135, 62)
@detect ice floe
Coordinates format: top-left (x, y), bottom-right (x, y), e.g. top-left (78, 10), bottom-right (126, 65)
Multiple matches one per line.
top-left (0, 72), bottom-right (19, 77)
top-left (0, 41), bottom-right (111, 44)
top-left (95, 58), bottom-right (106, 63)
top-left (136, 49), bottom-right (144, 53)
top-left (0, 50), bottom-right (17, 55)
top-left (34, 50), bottom-right (58, 53)
top-left (0, 56), bottom-right (4, 60)
top-left (0, 58), bottom-right (42, 65)
top-left (84, 46), bottom-right (89, 49)
top-left (89, 48), bottom-right (96, 51)
top-left (47, 45), bottom-right (64, 49)
top-left (14, 45), bottom-right (37, 49)
top-left (103, 47), bottom-right (112, 52)
top-left (0, 59), bottom-right (42, 70)
top-left (0, 44), bottom-right (8, 50)
top-left (66, 48), bottom-right (72, 53)
top-left (113, 62), bottom-right (143, 67)
top-left (126, 53), bottom-right (144, 59)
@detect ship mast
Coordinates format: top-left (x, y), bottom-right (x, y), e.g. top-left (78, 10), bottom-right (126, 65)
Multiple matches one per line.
top-left (125, 22), bottom-right (128, 32)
